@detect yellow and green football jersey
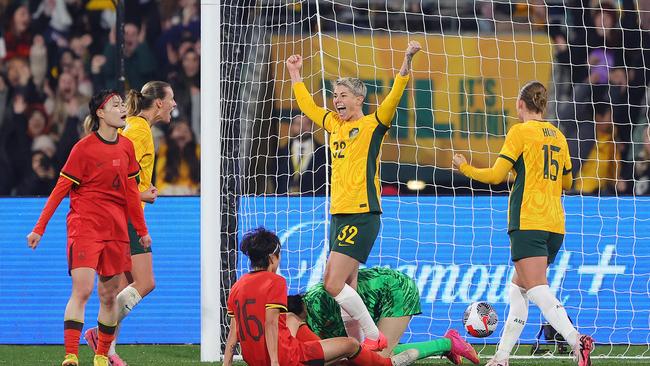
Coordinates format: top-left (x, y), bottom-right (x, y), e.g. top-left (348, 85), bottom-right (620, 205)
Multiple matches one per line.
top-left (498, 120), bottom-right (572, 234)
top-left (120, 116), bottom-right (155, 195)
top-left (293, 74), bottom-right (409, 214)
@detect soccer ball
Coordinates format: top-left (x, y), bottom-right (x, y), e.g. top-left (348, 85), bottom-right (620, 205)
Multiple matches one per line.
top-left (463, 301), bottom-right (498, 338)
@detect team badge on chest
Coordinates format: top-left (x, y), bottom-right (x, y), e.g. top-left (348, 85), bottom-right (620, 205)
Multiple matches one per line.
top-left (349, 127), bottom-right (359, 139)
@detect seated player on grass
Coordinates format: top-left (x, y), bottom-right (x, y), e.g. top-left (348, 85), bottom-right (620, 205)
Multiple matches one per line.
top-left (222, 227), bottom-right (420, 366)
top-left (287, 267), bottom-right (480, 365)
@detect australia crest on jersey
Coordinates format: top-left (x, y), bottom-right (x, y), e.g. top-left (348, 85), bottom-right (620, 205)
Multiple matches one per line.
top-left (349, 127), bottom-right (360, 139)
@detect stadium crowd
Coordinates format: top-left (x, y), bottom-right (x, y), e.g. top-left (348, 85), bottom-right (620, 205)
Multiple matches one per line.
top-left (1, 0), bottom-right (650, 196)
top-left (0, 0), bottom-right (201, 196)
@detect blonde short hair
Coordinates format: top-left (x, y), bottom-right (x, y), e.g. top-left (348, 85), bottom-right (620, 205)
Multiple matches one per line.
top-left (333, 77), bottom-right (367, 98)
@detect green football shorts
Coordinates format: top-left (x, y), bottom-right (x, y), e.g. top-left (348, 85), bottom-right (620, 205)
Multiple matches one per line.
top-left (128, 221), bottom-right (152, 255)
top-left (509, 230), bottom-right (563, 264)
top-left (329, 213), bottom-right (380, 264)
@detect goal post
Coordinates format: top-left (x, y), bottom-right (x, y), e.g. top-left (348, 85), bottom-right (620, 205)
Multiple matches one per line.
top-left (200, 0), bottom-right (221, 362)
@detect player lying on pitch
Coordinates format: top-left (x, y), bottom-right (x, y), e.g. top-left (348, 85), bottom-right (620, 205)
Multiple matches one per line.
top-left (287, 267), bottom-right (479, 365)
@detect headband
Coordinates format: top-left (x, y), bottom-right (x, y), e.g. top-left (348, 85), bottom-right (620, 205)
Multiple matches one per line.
top-left (97, 93), bottom-right (118, 112)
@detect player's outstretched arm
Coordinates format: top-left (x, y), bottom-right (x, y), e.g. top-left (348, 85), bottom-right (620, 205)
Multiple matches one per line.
top-left (376, 41), bottom-right (421, 127)
top-left (223, 318), bottom-right (238, 366)
top-left (28, 176), bottom-right (74, 249)
top-left (453, 153), bottom-right (512, 185)
top-left (286, 55), bottom-right (330, 130)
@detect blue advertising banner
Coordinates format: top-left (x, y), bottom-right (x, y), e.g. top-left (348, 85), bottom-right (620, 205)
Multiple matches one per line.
top-left (1, 196), bottom-right (648, 344)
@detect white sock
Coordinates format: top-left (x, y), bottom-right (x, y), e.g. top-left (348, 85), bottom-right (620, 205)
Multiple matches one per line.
top-left (333, 284), bottom-right (379, 340)
top-left (527, 285), bottom-right (578, 348)
top-left (117, 286), bottom-right (143, 322)
top-left (495, 284), bottom-right (529, 360)
top-left (340, 307), bottom-right (364, 342)
top-left (107, 286), bottom-right (143, 355)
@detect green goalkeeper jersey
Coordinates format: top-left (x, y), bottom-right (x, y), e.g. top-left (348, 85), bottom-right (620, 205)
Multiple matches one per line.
top-left (303, 267), bottom-right (422, 339)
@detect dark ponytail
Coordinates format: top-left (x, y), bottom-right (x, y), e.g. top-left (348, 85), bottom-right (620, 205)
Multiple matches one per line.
top-left (240, 227), bottom-right (281, 269)
top-left (84, 89), bottom-right (120, 134)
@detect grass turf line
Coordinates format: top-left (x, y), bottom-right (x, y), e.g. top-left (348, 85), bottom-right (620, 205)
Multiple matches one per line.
top-left (1, 344), bottom-right (649, 365)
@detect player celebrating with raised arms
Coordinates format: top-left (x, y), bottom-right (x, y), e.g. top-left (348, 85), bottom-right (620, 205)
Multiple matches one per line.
top-left (26, 90), bottom-right (151, 366)
top-left (222, 227), bottom-right (419, 366)
top-left (452, 81), bottom-right (594, 366)
top-left (285, 40), bottom-right (421, 351)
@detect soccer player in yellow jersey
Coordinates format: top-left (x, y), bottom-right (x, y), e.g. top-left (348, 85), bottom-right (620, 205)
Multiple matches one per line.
top-left (285, 41), bottom-right (421, 351)
top-left (452, 81), bottom-right (594, 366)
top-left (84, 81), bottom-right (176, 366)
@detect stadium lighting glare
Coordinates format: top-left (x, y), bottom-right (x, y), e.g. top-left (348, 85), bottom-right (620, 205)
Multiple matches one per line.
top-left (407, 180), bottom-right (426, 191)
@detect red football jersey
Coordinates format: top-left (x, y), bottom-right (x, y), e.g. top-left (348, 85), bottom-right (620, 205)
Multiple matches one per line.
top-left (60, 132), bottom-right (140, 241)
top-left (227, 271), bottom-right (304, 366)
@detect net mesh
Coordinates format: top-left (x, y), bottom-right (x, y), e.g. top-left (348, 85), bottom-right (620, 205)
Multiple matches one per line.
top-left (221, 0), bottom-right (650, 357)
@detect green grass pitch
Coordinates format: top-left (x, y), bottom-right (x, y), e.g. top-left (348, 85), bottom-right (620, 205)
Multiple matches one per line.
top-left (1, 344), bottom-right (650, 365)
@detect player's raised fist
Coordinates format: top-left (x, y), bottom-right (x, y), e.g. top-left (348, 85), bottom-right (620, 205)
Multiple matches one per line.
top-left (27, 232), bottom-right (41, 250)
top-left (286, 55), bottom-right (303, 72)
top-left (406, 41), bottom-right (422, 57)
top-left (452, 153), bottom-right (468, 170)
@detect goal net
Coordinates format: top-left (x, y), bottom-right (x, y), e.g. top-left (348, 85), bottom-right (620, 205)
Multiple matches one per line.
top-left (217, 0), bottom-right (650, 359)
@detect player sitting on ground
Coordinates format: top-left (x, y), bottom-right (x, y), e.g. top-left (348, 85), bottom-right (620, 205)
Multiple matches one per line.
top-left (287, 267), bottom-right (479, 365)
top-left (222, 227), bottom-right (419, 366)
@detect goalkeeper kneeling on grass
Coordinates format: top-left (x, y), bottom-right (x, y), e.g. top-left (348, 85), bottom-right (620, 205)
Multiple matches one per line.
top-left (287, 267), bottom-right (480, 365)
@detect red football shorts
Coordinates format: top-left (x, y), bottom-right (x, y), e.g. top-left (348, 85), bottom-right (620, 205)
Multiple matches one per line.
top-left (296, 324), bottom-right (322, 342)
top-left (67, 238), bottom-right (131, 277)
top-left (295, 340), bottom-right (324, 366)
top-left (279, 336), bottom-right (325, 366)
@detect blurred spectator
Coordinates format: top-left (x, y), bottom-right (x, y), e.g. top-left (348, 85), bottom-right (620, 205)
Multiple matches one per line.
top-left (170, 47), bottom-right (199, 138)
top-left (70, 57), bottom-right (93, 98)
top-left (44, 71), bottom-right (88, 139)
top-left (15, 134), bottom-right (57, 195)
top-left (0, 100), bottom-right (47, 194)
top-left (275, 115), bottom-right (327, 195)
top-left (630, 126), bottom-right (650, 195)
top-left (574, 103), bottom-right (621, 195)
top-left (5, 56), bottom-right (42, 104)
top-left (93, 22), bottom-right (157, 91)
top-left (155, 119), bottom-right (200, 195)
top-left (557, 3), bottom-right (622, 138)
top-left (156, 0), bottom-right (199, 80)
top-left (68, 33), bottom-right (93, 62)
top-left (0, 75), bottom-right (7, 130)
top-left (31, 0), bottom-right (73, 47)
top-left (3, 2), bottom-right (32, 60)
top-left (29, 35), bottom-right (47, 89)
